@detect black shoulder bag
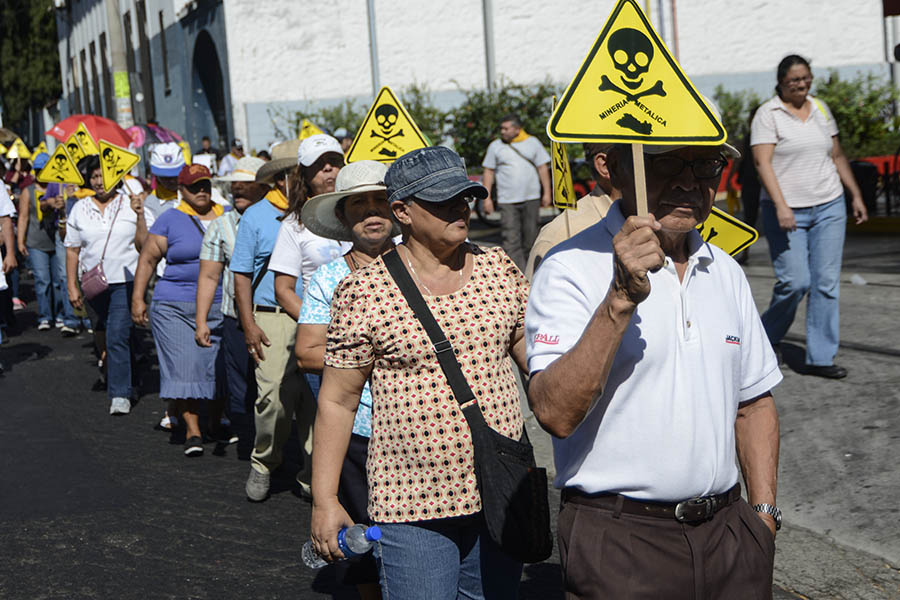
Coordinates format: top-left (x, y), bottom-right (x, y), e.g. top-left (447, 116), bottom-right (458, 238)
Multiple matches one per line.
top-left (383, 249), bottom-right (552, 563)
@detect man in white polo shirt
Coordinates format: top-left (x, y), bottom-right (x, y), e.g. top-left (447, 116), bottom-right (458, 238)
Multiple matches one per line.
top-left (526, 140), bottom-right (783, 599)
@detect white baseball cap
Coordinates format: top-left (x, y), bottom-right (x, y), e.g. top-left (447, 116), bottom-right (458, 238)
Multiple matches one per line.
top-left (150, 142), bottom-right (185, 177)
top-left (297, 134), bottom-right (344, 167)
top-left (216, 156), bottom-right (267, 182)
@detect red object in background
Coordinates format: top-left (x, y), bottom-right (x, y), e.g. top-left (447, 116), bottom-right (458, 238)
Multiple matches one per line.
top-left (46, 114), bottom-right (133, 148)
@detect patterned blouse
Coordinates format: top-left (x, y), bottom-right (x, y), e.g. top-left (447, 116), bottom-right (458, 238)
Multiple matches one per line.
top-left (325, 245), bottom-right (529, 524)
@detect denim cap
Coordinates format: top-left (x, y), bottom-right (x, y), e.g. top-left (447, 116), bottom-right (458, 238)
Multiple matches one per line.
top-left (385, 146), bottom-right (488, 204)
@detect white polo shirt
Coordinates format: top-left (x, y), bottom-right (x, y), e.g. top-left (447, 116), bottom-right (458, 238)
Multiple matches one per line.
top-left (526, 201), bottom-right (782, 501)
top-left (750, 94), bottom-right (842, 209)
top-left (64, 193), bottom-right (156, 283)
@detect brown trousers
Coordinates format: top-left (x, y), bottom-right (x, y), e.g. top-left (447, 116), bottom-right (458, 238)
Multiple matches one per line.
top-left (558, 495), bottom-right (775, 600)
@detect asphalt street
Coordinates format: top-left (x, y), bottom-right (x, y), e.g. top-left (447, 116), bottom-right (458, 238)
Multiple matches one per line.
top-left (2, 219), bottom-right (897, 598)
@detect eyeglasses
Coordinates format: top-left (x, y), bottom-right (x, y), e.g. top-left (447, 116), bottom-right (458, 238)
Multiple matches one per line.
top-left (783, 75), bottom-right (813, 86)
top-left (645, 154), bottom-right (727, 179)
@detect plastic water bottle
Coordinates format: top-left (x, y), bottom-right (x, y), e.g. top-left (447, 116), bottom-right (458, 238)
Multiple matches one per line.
top-left (302, 524), bottom-right (383, 569)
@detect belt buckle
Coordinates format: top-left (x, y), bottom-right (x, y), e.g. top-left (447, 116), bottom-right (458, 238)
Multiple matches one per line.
top-left (674, 497), bottom-right (714, 523)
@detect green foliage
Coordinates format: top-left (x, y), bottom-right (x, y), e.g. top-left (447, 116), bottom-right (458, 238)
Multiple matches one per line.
top-left (712, 85), bottom-right (762, 146)
top-left (813, 70), bottom-right (900, 158)
top-left (447, 78), bottom-right (562, 170)
top-left (400, 83), bottom-right (446, 146)
top-left (0, 0), bottom-right (61, 133)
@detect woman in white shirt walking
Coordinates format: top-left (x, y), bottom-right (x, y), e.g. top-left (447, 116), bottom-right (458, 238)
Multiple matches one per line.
top-left (65, 155), bottom-right (155, 415)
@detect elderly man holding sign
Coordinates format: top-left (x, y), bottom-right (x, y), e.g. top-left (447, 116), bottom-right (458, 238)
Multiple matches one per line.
top-left (529, 0), bottom-right (782, 597)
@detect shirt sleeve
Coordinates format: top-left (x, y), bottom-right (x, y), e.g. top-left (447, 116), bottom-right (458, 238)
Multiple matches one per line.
top-left (143, 206), bottom-right (156, 229)
top-left (148, 209), bottom-right (169, 237)
top-left (737, 271), bottom-right (783, 401)
top-left (229, 213), bottom-right (257, 274)
top-left (525, 253), bottom-right (600, 374)
top-left (482, 141), bottom-right (498, 170)
top-left (819, 99), bottom-right (839, 137)
top-left (0, 184), bottom-right (14, 217)
top-left (200, 219), bottom-right (223, 262)
top-left (324, 273), bottom-right (375, 369)
top-left (268, 219), bottom-right (302, 277)
top-left (298, 264), bottom-right (335, 324)
top-left (493, 247), bottom-right (530, 329)
top-left (750, 104), bottom-right (777, 146)
top-left (530, 138), bottom-right (551, 166)
top-left (63, 205), bottom-right (83, 248)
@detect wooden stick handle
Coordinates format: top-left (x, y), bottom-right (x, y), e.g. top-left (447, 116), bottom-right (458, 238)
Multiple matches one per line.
top-left (632, 144), bottom-right (648, 217)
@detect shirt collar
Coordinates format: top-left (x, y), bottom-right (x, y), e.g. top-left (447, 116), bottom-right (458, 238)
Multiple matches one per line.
top-left (604, 200), bottom-right (715, 267)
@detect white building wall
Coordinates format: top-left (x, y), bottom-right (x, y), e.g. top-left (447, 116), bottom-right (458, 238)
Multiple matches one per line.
top-left (223, 0), bottom-right (889, 149)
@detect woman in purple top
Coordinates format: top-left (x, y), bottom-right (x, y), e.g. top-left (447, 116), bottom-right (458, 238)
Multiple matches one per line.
top-left (132, 164), bottom-right (230, 457)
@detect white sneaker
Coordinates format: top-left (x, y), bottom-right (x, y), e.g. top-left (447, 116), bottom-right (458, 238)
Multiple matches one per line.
top-left (37, 321), bottom-right (51, 331)
top-left (109, 397), bottom-right (132, 415)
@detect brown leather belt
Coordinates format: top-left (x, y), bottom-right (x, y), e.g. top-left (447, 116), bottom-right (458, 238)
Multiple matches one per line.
top-left (561, 483), bottom-right (741, 523)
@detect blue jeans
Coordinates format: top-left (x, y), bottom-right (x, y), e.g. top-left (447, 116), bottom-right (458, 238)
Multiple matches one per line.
top-left (761, 196), bottom-right (846, 366)
top-left (28, 247), bottom-right (61, 323)
top-left (56, 233), bottom-right (89, 328)
top-left (375, 516), bottom-right (522, 600)
top-left (87, 282), bottom-right (134, 400)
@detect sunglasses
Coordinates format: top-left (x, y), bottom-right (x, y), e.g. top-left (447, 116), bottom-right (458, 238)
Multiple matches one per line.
top-left (185, 180), bottom-right (212, 194)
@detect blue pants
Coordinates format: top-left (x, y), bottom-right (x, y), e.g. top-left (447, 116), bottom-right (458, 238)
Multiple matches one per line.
top-left (87, 282), bottom-right (134, 400)
top-left (761, 196), bottom-right (847, 366)
top-left (57, 233), bottom-right (89, 329)
top-left (28, 247), bottom-right (62, 324)
top-left (222, 315), bottom-right (255, 415)
top-left (375, 516), bottom-right (522, 600)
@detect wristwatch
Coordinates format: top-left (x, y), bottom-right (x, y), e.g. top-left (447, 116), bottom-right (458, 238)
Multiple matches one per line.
top-left (753, 503), bottom-right (782, 531)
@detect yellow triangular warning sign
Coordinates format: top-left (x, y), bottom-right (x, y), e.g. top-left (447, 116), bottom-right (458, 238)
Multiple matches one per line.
top-left (0, 143), bottom-right (7, 155)
top-left (551, 141), bottom-right (577, 210)
top-left (298, 119), bottom-right (325, 141)
top-left (98, 140), bottom-right (140, 192)
top-left (345, 87), bottom-right (429, 164)
top-left (74, 123), bottom-right (100, 155)
top-left (178, 140), bottom-right (192, 165)
top-left (696, 207), bottom-right (758, 256)
top-left (33, 141), bottom-right (49, 157)
top-left (64, 133), bottom-right (86, 164)
top-left (548, 0), bottom-right (725, 145)
top-left (37, 145), bottom-right (84, 186)
top-left (6, 138), bottom-right (31, 159)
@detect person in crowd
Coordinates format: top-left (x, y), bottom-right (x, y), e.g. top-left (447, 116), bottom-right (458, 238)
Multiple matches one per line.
top-left (332, 127), bottom-right (354, 153)
top-left (16, 152), bottom-right (65, 330)
top-left (65, 155), bottom-right (155, 416)
top-left (195, 156), bottom-right (269, 455)
top-left (729, 106), bottom-right (762, 265)
top-left (256, 150), bottom-right (271, 161)
top-left (525, 143), bottom-right (620, 279)
top-left (4, 156), bottom-right (32, 311)
top-left (296, 160), bottom-right (395, 600)
top-left (751, 54), bottom-right (868, 378)
top-left (481, 113), bottom-right (551, 269)
top-left (200, 136), bottom-right (220, 160)
top-left (132, 164), bottom-right (231, 456)
top-left (310, 147), bottom-right (529, 599)
top-left (526, 135), bottom-right (782, 597)
top-left (218, 139), bottom-right (245, 177)
top-left (230, 139), bottom-right (309, 501)
top-left (0, 180), bottom-right (17, 343)
top-left (142, 142), bottom-right (186, 223)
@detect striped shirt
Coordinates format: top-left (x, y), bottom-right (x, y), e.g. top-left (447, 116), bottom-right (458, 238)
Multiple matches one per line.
top-left (750, 95), bottom-right (842, 209)
top-left (200, 209), bottom-right (241, 318)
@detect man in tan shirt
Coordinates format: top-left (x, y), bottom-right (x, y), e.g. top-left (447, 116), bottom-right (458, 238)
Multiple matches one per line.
top-left (525, 143), bottom-right (620, 280)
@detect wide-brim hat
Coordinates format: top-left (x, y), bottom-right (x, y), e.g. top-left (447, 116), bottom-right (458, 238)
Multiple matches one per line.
top-left (385, 146), bottom-right (488, 205)
top-left (216, 156), bottom-right (266, 182)
top-left (256, 139), bottom-right (301, 184)
top-left (301, 160), bottom-right (399, 242)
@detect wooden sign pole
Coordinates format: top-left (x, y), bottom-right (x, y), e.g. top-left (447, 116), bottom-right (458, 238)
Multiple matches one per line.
top-left (631, 144), bottom-right (648, 216)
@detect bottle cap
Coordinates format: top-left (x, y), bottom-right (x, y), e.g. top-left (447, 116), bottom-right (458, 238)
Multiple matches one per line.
top-left (364, 525), bottom-right (382, 542)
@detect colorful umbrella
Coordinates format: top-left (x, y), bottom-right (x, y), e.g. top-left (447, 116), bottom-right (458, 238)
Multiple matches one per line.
top-left (46, 114), bottom-right (132, 148)
top-left (126, 123), bottom-right (183, 148)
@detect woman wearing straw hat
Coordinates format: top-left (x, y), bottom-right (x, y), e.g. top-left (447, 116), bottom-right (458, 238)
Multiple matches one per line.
top-left (311, 147), bottom-right (530, 599)
top-left (132, 164), bottom-right (229, 456)
top-left (296, 160), bottom-right (396, 600)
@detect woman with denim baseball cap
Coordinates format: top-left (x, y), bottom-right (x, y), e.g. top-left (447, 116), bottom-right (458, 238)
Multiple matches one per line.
top-left (310, 147), bottom-right (530, 599)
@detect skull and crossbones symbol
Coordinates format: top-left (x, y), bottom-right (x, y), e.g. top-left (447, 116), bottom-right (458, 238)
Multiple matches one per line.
top-left (49, 153), bottom-right (69, 180)
top-left (369, 105), bottom-right (405, 158)
top-left (598, 28), bottom-right (666, 103)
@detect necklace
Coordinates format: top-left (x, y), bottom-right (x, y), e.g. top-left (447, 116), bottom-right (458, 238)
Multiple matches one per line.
top-left (403, 245), bottom-right (463, 296)
top-left (347, 251), bottom-right (361, 271)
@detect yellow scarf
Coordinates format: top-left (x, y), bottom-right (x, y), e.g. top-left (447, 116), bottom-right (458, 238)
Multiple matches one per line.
top-left (155, 182), bottom-right (178, 201)
top-left (510, 129), bottom-right (530, 143)
top-left (266, 188), bottom-right (289, 211)
top-left (175, 200), bottom-right (225, 218)
top-left (74, 188), bottom-right (96, 199)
